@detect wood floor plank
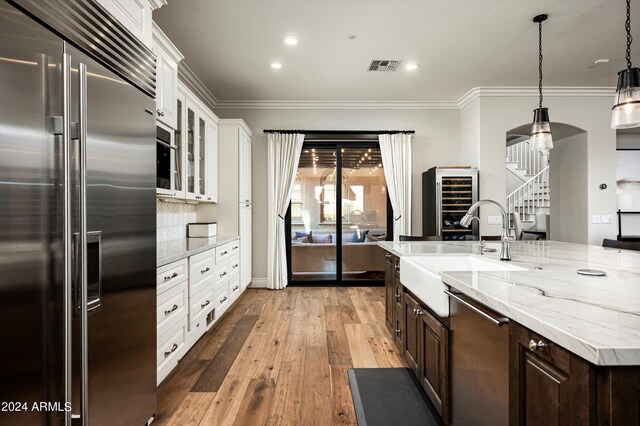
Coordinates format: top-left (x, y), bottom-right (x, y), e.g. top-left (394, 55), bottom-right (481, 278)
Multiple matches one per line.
top-left (325, 306), bottom-right (353, 366)
top-left (336, 287), bottom-right (361, 325)
top-left (278, 287), bottom-right (299, 312)
top-left (244, 289), bottom-right (272, 316)
top-left (199, 330), bottom-right (271, 425)
top-left (266, 333), bottom-right (307, 426)
top-left (300, 347), bottom-right (333, 426)
top-left (252, 309), bottom-right (294, 380)
top-left (307, 297), bottom-right (327, 348)
top-left (330, 365), bottom-right (357, 425)
top-left (323, 287), bottom-right (340, 307)
top-left (232, 378), bottom-right (276, 426)
top-left (154, 359), bottom-right (209, 425)
top-left (344, 324), bottom-right (378, 368)
top-left (191, 315), bottom-right (258, 392)
top-left (163, 392), bottom-right (216, 426)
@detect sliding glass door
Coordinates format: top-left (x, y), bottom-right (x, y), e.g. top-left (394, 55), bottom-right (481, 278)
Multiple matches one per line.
top-left (287, 142), bottom-right (389, 285)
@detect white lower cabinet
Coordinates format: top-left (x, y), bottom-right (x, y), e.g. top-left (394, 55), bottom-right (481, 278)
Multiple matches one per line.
top-left (156, 238), bottom-right (245, 385)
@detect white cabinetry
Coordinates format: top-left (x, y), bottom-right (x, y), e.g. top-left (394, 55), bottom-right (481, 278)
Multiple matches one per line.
top-left (96, 0), bottom-right (164, 48)
top-left (173, 83), bottom-right (218, 203)
top-left (204, 120), bottom-right (253, 289)
top-left (152, 22), bottom-right (183, 129)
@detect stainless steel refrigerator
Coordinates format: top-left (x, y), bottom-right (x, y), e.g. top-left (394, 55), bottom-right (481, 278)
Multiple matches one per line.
top-left (0, 2), bottom-right (157, 425)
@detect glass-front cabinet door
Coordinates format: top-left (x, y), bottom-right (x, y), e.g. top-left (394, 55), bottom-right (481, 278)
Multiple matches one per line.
top-left (198, 116), bottom-right (206, 199)
top-left (174, 95), bottom-right (185, 197)
top-left (185, 104), bottom-right (197, 199)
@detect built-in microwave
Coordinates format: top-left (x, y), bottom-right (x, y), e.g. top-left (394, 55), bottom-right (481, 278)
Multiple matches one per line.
top-left (156, 124), bottom-right (173, 190)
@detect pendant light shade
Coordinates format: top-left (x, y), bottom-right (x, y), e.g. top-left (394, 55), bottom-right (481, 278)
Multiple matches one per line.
top-left (531, 107), bottom-right (553, 153)
top-left (530, 14), bottom-right (552, 153)
top-left (612, 0), bottom-right (640, 129)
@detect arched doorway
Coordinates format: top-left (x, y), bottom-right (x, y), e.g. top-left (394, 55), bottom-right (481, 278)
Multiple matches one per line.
top-left (505, 123), bottom-right (588, 243)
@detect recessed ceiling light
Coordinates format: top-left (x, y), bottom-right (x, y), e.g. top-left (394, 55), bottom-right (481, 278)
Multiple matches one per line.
top-left (283, 36), bottom-right (298, 46)
top-left (405, 62), bottom-right (420, 71)
top-left (270, 62), bottom-right (282, 69)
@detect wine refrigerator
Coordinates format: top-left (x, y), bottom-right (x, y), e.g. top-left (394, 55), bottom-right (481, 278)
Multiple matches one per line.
top-left (422, 167), bottom-right (479, 240)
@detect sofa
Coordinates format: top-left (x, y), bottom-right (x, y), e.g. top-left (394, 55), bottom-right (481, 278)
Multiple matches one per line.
top-left (291, 230), bottom-right (386, 274)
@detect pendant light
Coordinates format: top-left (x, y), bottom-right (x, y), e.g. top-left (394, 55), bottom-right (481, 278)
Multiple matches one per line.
top-left (530, 14), bottom-right (553, 153)
top-left (612, 0), bottom-right (640, 129)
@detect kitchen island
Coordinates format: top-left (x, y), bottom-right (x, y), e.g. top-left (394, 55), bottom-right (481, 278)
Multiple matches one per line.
top-left (379, 240), bottom-right (640, 425)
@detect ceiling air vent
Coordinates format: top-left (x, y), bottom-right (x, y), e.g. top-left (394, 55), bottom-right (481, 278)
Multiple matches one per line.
top-left (368, 60), bottom-right (401, 72)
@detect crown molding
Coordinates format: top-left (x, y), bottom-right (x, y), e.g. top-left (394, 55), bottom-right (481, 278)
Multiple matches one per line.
top-left (212, 86), bottom-right (615, 111)
top-left (214, 100), bottom-right (459, 110)
top-left (149, 0), bottom-right (168, 11)
top-left (178, 61), bottom-right (218, 111)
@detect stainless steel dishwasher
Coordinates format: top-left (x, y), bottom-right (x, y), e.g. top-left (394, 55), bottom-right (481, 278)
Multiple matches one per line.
top-left (446, 289), bottom-right (509, 426)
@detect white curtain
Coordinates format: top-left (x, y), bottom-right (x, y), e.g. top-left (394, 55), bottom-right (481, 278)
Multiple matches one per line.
top-left (379, 133), bottom-right (412, 241)
top-left (267, 133), bottom-right (305, 290)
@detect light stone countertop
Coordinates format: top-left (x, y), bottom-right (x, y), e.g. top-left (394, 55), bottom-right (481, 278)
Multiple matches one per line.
top-left (378, 240), bottom-right (640, 366)
top-left (157, 235), bottom-right (240, 267)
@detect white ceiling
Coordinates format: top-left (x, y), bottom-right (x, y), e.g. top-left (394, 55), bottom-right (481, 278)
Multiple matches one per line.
top-left (154, 0), bottom-right (639, 102)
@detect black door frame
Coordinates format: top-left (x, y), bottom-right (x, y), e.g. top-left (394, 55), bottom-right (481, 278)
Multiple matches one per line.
top-left (286, 140), bottom-right (392, 287)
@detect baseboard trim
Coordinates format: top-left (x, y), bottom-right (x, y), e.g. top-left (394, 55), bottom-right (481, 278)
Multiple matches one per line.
top-left (249, 278), bottom-right (267, 288)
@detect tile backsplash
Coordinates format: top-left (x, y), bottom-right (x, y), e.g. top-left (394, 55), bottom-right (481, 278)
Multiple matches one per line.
top-left (157, 200), bottom-right (197, 242)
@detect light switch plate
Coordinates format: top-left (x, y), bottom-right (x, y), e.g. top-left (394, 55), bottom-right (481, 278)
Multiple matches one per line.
top-left (602, 215), bottom-right (613, 224)
top-left (488, 215), bottom-right (502, 225)
top-left (592, 215), bottom-right (602, 224)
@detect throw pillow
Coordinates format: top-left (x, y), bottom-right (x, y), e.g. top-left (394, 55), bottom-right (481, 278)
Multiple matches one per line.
top-left (294, 231), bottom-right (311, 239)
top-left (351, 229), bottom-right (369, 242)
top-left (311, 233), bottom-right (332, 243)
top-left (293, 236), bottom-right (309, 244)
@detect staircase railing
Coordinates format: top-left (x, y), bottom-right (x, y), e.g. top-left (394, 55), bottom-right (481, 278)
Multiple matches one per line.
top-left (506, 140), bottom-right (547, 177)
top-left (507, 166), bottom-right (550, 218)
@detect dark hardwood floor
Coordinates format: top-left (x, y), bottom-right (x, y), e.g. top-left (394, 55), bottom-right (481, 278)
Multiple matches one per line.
top-left (154, 286), bottom-right (407, 425)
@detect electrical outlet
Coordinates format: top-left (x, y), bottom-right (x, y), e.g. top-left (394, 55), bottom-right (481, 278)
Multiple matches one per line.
top-left (488, 215), bottom-right (502, 225)
top-left (592, 215), bottom-right (602, 224)
top-left (602, 215), bottom-right (613, 224)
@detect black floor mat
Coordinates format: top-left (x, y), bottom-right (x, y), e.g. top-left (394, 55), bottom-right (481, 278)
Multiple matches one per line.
top-left (348, 368), bottom-right (444, 426)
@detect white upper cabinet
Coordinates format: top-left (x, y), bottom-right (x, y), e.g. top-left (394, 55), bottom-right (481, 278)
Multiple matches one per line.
top-left (239, 130), bottom-right (252, 204)
top-left (152, 22), bottom-right (184, 129)
top-left (174, 82), bottom-right (218, 203)
top-left (96, 0), bottom-right (166, 48)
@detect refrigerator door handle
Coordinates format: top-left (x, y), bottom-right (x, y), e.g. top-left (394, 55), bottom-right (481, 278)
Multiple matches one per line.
top-left (62, 52), bottom-right (73, 426)
top-left (77, 61), bottom-right (89, 426)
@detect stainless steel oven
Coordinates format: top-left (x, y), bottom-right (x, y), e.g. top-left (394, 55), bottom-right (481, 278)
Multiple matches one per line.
top-left (156, 124), bottom-right (173, 189)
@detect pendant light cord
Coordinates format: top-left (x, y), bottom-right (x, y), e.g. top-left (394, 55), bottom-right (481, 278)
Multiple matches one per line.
top-left (538, 19), bottom-right (543, 108)
top-left (626, 0), bottom-right (633, 69)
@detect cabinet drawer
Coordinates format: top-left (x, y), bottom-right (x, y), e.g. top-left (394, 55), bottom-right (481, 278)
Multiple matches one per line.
top-left (229, 275), bottom-right (241, 304)
top-left (229, 255), bottom-right (240, 276)
top-left (186, 317), bottom-right (207, 352)
top-left (189, 249), bottom-right (215, 282)
top-left (215, 243), bottom-right (232, 264)
top-left (190, 273), bottom-right (214, 298)
top-left (229, 240), bottom-right (240, 256)
top-left (215, 288), bottom-right (230, 318)
top-left (214, 262), bottom-right (230, 284)
top-left (157, 319), bottom-right (187, 385)
top-left (157, 281), bottom-right (188, 338)
top-left (190, 287), bottom-right (214, 327)
top-left (157, 259), bottom-right (188, 295)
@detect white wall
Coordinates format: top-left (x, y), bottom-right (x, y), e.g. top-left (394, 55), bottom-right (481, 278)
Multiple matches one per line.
top-left (549, 133), bottom-right (589, 244)
top-left (213, 108), bottom-right (460, 280)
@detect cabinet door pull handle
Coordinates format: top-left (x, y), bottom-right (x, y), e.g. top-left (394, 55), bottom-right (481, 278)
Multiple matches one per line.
top-left (233, 264), bottom-right (239, 269)
top-left (201, 267), bottom-right (210, 274)
top-left (395, 328), bottom-right (402, 337)
top-left (233, 286), bottom-right (239, 291)
top-left (164, 272), bottom-right (178, 281)
top-left (201, 300), bottom-right (211, 308)
top-left (444, 290), bottom-right (509, 327)
top-left (220, 271), bottom-right (227, 277)
top-left (219, 296), bottom-right (227, 303)
top-left (164, 304), bottom-right (178, 315)
top-left (413, 308), bottom-right (424, 316)
top-left (528, 340), bottom-right (548, 352)
top-left (221, 250), bottom-right (228, 255)
top-left (164, 343), bottom-right (179, 357)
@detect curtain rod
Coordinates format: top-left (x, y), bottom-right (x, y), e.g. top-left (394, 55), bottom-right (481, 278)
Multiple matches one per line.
top-left (262, 129), bottom-right (415, 135)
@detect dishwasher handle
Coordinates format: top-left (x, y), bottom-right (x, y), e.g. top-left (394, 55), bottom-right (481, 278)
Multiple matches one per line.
top-left (445, 290), bottom-right (509, 327)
